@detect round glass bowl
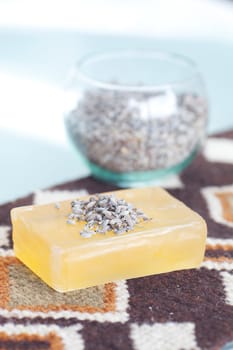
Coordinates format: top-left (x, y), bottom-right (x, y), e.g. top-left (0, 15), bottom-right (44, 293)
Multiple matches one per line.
top-left (64, 50), bottom-right (208, 187)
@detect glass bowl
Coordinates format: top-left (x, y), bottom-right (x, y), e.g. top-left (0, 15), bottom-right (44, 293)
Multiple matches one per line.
top-left (64, 50), bottom-right (208, 187)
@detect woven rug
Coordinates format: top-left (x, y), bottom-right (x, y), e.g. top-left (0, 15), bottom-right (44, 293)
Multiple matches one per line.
top-left (0, 130), bottom-right (233, 350)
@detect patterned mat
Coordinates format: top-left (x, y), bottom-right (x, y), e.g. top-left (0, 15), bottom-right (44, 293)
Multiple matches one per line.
top-left (0, 130), bottom-right (233, 350)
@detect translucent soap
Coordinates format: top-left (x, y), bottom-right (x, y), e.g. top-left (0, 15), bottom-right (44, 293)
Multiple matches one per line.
top-left (11, 188), bottom-right (207, 292)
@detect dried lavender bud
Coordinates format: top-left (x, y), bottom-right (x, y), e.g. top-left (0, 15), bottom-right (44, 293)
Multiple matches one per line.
top-left (80, 230), bottom-right (95, 238)
top-left (72, 207), bottom-right (83, 215)
top-left (103, 210), bottom-right (113, 219)
top-left (86, 201), bottom-right (96, 210)
top-left (109, 197), bottom-right (117, 207)
top-left (67, 218), bottom-right (76, 225)
top-left (94, 214), bottom-right (102, 222)
top-left (67, 194), bottom-right (150, 237)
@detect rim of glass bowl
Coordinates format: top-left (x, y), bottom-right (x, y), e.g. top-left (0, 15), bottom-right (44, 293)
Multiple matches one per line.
top-left (74, 49), bottom-right (203, 92)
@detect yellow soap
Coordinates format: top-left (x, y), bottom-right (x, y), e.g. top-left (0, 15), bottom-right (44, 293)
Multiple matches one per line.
top-left (11, 187), bottom-right (207, 292)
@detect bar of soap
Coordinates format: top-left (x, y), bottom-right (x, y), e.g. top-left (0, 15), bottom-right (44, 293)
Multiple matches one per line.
top-left (11, 187), bottom-right (207, 292)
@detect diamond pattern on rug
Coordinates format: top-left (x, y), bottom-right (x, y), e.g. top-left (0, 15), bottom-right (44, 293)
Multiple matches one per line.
top-left (0, 331), bottom-right (63, 350)
top-left (0, 256), bottom-right (129, 323)
top-left (130, 322), bottom-right (199, 350)
top-left (216, 192), bottom-right (233, 223)
top-left (202, 185), bottom-right (233, 228)
top-left (221, 271), bottom-right (233, 306)
top-left (8, 263), bottom-right (113, 312)
top-left (204, 237), bottom-right (233, 263)
top-left (0, 324), bottom-right (84, 350)
top-left (203, 138), bottom-right (233, 164)
top-left (0, 256), bottom-right (113, 312)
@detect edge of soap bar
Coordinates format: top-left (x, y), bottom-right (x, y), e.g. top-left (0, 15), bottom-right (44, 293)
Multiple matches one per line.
top-left (11, 206), bottom-right (61, 290)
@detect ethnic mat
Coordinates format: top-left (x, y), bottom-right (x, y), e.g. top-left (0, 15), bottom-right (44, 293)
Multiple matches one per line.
top-left (0, 130), bottom-right (233, 350)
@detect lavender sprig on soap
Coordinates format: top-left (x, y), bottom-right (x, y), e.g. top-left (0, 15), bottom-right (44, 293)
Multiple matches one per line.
top-left (67, 194), bottom-right (150, 237)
